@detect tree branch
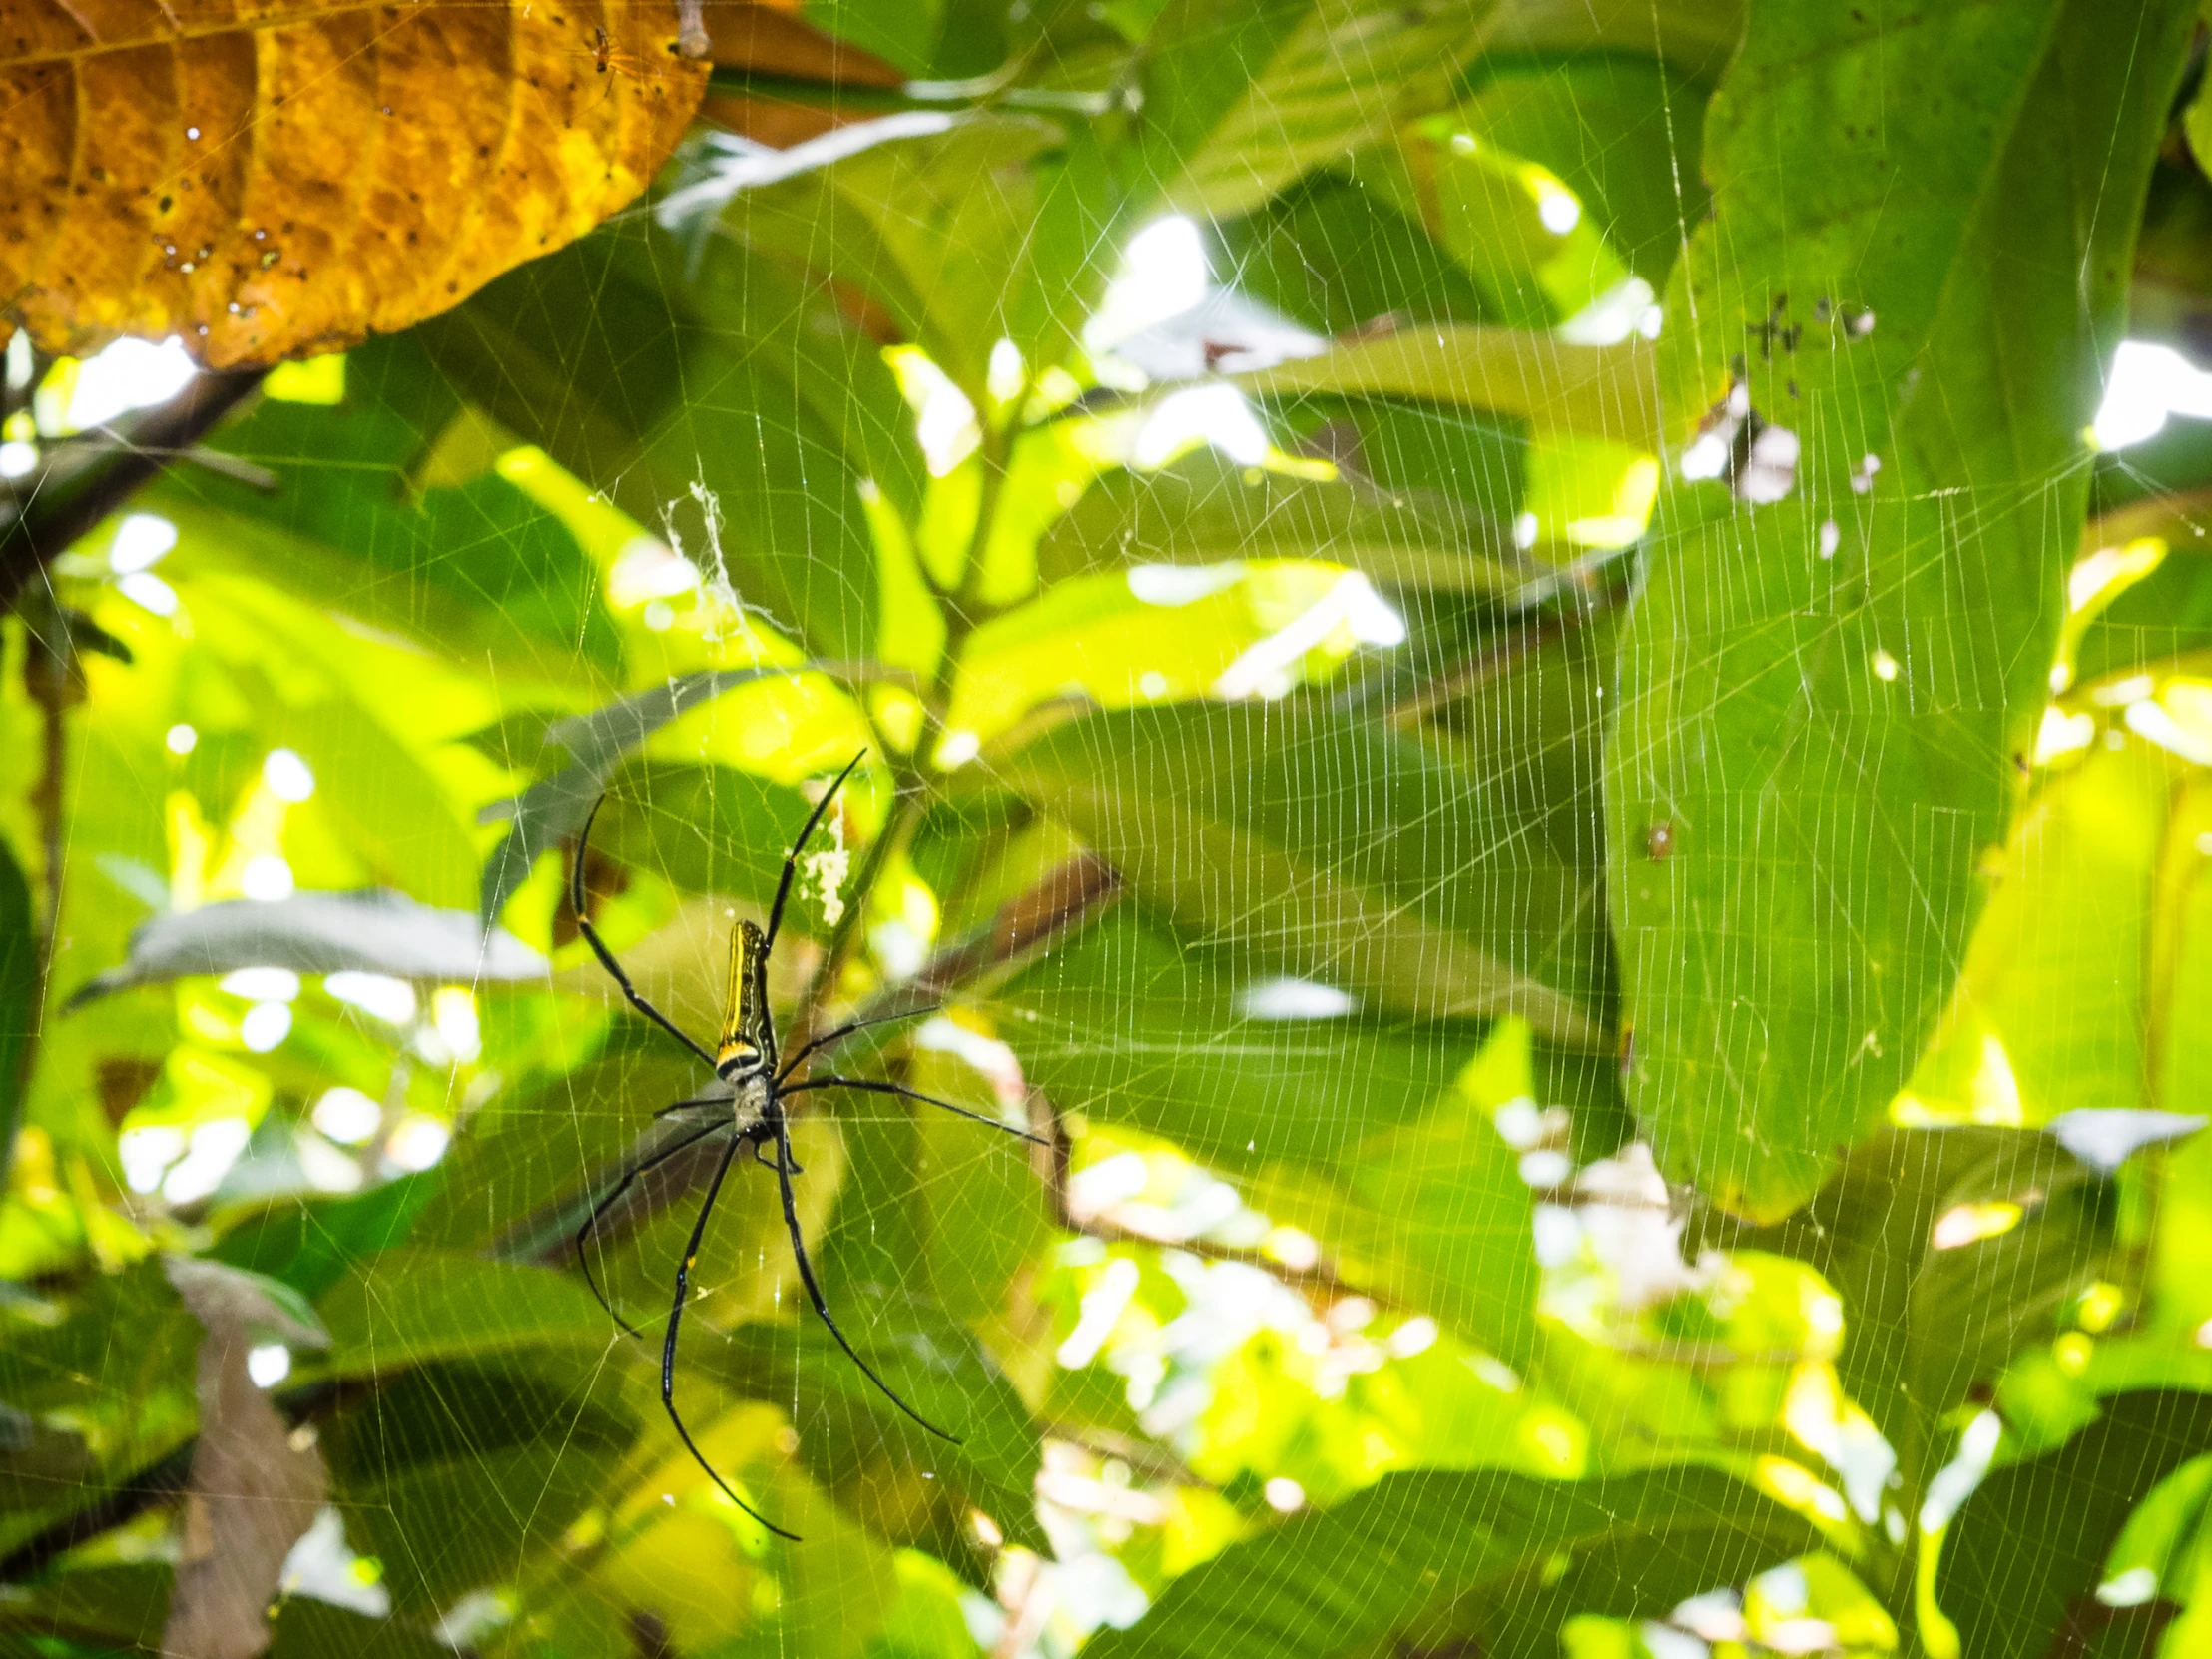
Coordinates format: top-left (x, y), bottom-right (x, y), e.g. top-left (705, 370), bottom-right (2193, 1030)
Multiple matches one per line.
top-left (0, 369), bottom-right (264, 614)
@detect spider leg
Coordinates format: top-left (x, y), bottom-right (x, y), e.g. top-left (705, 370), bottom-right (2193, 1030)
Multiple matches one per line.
top-left (764, 750), bottom-right (866, 954)
top-left (775, 1006), bottom-right (940, 1085)
top-left (661, 1133), bottom-right (800, 1542)
top-left (770, 1110), bottom-right (959, 1443)
top-left (655, 1093), bottom-right (734, 1120)
top-left (750, 1137), bottom-right (791, 1173)
top-left (782, 1076), bottom-right (1048, 1147)
top-left (574, 797), bottom-right (718, 1070)
top-left (575, 1118), bottom-right (725, 1337)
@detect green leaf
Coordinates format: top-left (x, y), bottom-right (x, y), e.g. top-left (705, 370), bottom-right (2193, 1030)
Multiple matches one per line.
top-left (1394, 114), bottom-right (1633, 330)
top-left (271, 1598), bottom-right (453, 1659)
top-left (1899, 740), bottom-right (2174, 1126)
top-left (590, 761), bottom-right (815, 911)
top-left (999, 907), bottom-right (1487, 1166)
top-left (949, 562), bottom-right (1373, 741)
top-left (999, 915), bottom-right (1544, 1358)
top-left (1083, 1466), bottom-right (1817, 1659)
top-left (1136, 0), bottom-right (1490, 218)
top-left (418, 222), bottom-right (899, 662)
top-left (708, 1289), bottom-right (1049, 1553)
top-left (1248, 1055), bottom-right (1537, 1362)
top-left (740, 1095), bottom-right (1049, 1549)
top-left (1605, 0), bottom-right (2193, 1221)
top-left (1217, 174), bottom-right (1491, 335)
top-left (1743, 1127), bottom-right (2116, 1449)
top-left (1245, 326), bottom-right (1659, 448)
top-left (997, 703), bottom-right (1609, 1044)
top-left (1937, 1391), bottom-right (2212, 1658)
top-left (702, 114), bottom-right (1117, 399)
top-left (1037, 448), bottom-right (1540, 593)
top-left (1476, 0), bottom-right (1744, 84)
top-left (211, 1173), bottom-right (442, 1302)
top-left (352, 1443), bottom-right (623, 1612)
top-left (478, 667), bottom-right (880, 923)
top-left (2071, 545), bottom-right (2212, 689)
top-left (1452, 56), bottom-right (1711, 289)
top-left (170, 333), bottom-right (623, 681)
top-left (317, 1249), bottom-right (613, 1373)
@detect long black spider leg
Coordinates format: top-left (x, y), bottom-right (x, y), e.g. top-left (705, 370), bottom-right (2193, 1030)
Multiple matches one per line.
top-left (782, 1076), bottom-right (1048, 1147)
top-left (775, 1006), bottom-right (940, 1085)
top-left (574, 797), bottom-right (718, 1070)
top-left (763, 750), bottom-right (866, 955)
top-left (576, 1119), bottom-right (725, 1337)
top-left (770, 1110), bottom-right (960, 1443)
top-left (655, 1093), bottom-right (734, 1120)
top-left (661, 1133), bottom-right (800, 1542)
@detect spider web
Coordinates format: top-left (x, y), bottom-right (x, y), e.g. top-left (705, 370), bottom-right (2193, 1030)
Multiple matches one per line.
top-left (9, 5), bottom-right (2212, 1659)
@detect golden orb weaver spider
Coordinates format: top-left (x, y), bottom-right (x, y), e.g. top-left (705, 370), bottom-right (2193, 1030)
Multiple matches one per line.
top-left (569, 752), bottom-right (1043, 1539)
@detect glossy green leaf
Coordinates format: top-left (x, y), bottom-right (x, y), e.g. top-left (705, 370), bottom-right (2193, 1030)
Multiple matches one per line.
top-left (999, 908), bottom-right (1489, 1167)
top-left (271, 1598), bottom-right (454, 1659)
top-left (317, 1249), bottom-right (613, 1372)
top-left (211, 1173), bottom-right (441, 1302)
top-left (1475, 0), bottom-right (1744, 83)
top-left (1084, 1466), bottom-right (1817, 1659)
top-left (1396, 115), bottom-right (1633, 330)
top-left (998, 702), bottom-right (1609, 1044)
top-left (1246, 326), bottom-right (1659, 448)
top-left (706, 1288), bottom-right (1049, 1553)
top-left (589, 760), bottom-right (815, 912)
top-left (1001, 915), bottom-right (1555, 1358)
top-left (949, 561), bottom-right (1365, 741)
top-left (1606, 0), bottom-right (2192, 1221)
top-left (353, 1443), bottom-right (623, 1612)
top-left (1037, 448), bottom-right (1538, 592)
top-left (1137, 0), bottom-right (1490, 219)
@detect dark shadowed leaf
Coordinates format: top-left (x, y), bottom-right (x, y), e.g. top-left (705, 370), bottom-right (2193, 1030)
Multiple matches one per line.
top-left (316, 1250), bottom-right (611, 1373)
top-left (1085, 1465), bottom-right (1816, 1659)
top-left (1938, 1391), bottom-right (2212, 1658)
top-left (476, 665), bottom-right (893, 922)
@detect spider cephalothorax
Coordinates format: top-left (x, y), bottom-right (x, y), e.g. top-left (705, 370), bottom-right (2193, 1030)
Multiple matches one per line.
top-left (567, 752), bottom-right (1043, 1540)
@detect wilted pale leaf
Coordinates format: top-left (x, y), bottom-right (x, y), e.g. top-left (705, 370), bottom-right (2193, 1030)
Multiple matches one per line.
top-left (1, 0), bottom-right (706, 365)
top-left (62, 889), bottom-right (545, 1008)
top-left (162, 1257), bottom-right (329, 1659)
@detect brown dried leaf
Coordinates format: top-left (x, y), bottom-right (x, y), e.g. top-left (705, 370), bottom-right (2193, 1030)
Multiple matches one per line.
top-left (2, 0), bottom-right (708, 366)
top-left (162, 1257), bottom-right (330, 1659)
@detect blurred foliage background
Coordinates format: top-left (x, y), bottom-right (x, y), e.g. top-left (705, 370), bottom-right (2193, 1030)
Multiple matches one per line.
top-left (11, 2), bottom-right (2212, 1657)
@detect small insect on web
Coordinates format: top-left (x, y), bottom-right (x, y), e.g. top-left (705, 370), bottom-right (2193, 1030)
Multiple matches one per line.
top-left (567, 751), bottom-right (1047, 1541)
